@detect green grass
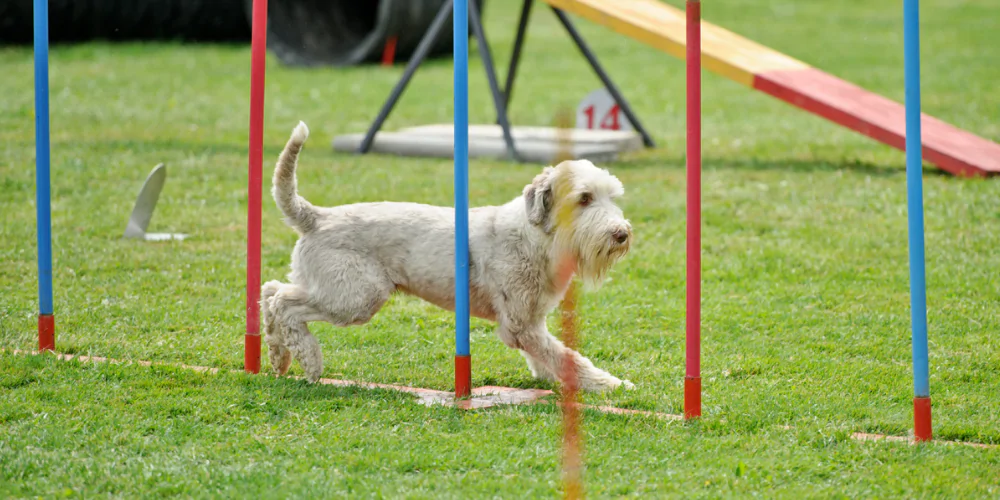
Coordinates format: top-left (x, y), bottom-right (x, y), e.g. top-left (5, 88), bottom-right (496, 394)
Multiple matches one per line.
top-left (1, 0), bottom-right (999, 497)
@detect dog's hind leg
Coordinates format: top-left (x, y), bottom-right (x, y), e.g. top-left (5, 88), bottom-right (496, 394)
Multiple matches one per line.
top-left (269, 283), bottom-right (330, 383)
top-left (261, 280), bottom-right (292, 375)
top-left (305, 254), bottom-right (395, 328)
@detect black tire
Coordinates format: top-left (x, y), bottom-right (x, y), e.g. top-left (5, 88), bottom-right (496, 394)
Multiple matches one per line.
top-left (0, 0), bottom-right (483, 67)
top-left (251, 0), bottom-right (485, 67)
top-left (0, 0), bottom-right (250, 44)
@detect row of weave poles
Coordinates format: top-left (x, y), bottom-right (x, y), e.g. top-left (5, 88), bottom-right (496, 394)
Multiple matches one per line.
top-left (28, 0), bottom-right (931, 496)
top-left (446, 0), bottom-right (932, 497)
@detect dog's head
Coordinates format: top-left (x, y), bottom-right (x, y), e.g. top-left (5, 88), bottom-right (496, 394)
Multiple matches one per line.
top-left (523, 160), bottom-right (632, 289)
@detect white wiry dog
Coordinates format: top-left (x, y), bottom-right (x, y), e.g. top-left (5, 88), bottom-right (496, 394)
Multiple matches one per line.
top-left (261, 122), bottom-right (634, 392)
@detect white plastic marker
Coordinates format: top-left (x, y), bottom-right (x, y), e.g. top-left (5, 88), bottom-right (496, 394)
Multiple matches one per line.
top-left (123, 163), bottom-right (187, 241)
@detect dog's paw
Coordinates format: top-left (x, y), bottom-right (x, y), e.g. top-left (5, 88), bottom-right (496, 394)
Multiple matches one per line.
top-left (605, 377), bottom-right (635, 392)
top-left (270, 351), bottom-right (292, 376)
top-left (302, 363), bottom-right (323, 384)
top-left (580, 373), bottom-right (632, 393)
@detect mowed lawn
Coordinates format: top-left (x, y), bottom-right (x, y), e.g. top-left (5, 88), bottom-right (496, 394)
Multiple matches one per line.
top-left (2, 0), bottom-right (999, 497)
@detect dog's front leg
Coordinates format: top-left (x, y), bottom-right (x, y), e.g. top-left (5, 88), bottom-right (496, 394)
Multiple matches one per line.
top-left (519, 350), bottom-right (558, 382)
top-left (500, 319), bottom-right (633, 392)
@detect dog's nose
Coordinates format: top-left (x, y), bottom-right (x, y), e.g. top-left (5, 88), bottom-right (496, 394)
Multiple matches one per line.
top-left (612, 228), bottom-right (629, 244)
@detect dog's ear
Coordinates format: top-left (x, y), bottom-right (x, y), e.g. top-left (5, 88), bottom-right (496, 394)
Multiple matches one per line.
top-left (523, 167), bottom-right (554, 227)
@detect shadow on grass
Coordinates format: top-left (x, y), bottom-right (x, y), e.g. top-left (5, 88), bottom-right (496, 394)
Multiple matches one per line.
top-left (613, 150), bottom-right (956, 178)
top-left (477, 374), bottom-right (556, 392)
top-left (234, 369), bottom-right (420, 407)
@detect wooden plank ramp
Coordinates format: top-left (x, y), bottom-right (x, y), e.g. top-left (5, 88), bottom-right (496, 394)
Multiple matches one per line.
top-left (541, 0), bottom-right (1000, 177)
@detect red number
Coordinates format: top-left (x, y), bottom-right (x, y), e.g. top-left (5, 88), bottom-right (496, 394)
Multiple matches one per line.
top-left (600, 105), bottom-right (621, 130)
top-left (583, 105), bottom-right (595, 129)
top-left (582, 103), bottom-right (624, 130)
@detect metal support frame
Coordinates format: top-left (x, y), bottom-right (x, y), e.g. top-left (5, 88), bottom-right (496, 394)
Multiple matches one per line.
top-left (358, 0), bottom-right (654, 162)
top-left (359, 0), bottom-right (455, 154)
top-left (549, 7), bottom-right (655, 147)
top-left (468, 0), bottom-right (521, 161)
top-left (359, 0), bottom-right (519, 160)
top-left (502, 0), bottom-right (535, 111)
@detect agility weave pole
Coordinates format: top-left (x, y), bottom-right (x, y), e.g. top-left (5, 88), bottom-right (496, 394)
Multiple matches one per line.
top-left (904, 0), bottom-right (932, 442)
top-left (26, 0), bottom-right (943, 452)
top-left (244, 0), bottom-right (268, 374)
top-left (553, 108), bottom-right (584, 499)
top-left (453, 0), bottom-right (473, 399)
top-left (23, 0), bottom-right (974, 466)
top-left (34, 0), bottom-right (54, 352)
top-left (684, 0), bottom-right (702, 421)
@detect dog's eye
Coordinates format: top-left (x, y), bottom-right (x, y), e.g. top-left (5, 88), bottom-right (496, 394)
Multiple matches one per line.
top-left (579, 193), bottom-right (592, 206)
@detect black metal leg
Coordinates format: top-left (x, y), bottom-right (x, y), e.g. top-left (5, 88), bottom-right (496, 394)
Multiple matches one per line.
top-left (357, 0), bottom-right (454, 154)
top-left (551, 7), bottom-right (655, 148)
top-left (502, 0), bottom-right (534, 111)
top-left (468, 0), bottom-right (522, 162)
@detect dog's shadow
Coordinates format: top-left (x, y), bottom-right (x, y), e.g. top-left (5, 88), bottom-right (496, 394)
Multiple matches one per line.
top-left (234, 371), bottom-right (416, 414)
top-left (237, 369), bottom-right (560, 408)
top-left (478, 375), bottom-right (558, 392)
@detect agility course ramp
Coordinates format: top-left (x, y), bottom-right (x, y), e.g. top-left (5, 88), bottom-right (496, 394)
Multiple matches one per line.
top-left (541, 0), bottom-right (1000, 177)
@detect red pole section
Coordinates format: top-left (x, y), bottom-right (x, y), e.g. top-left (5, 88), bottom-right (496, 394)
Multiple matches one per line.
top-left (455, 355), bottom-right (471, 397)
top-left (382, 36), bottom-right (398, 66)
top-left (38, 315), bottom-right (54, 352)
top-left (245, 0), bottom-right (268, 374)
top-left (914, 396), bottom-right (932, 441)
top-left (684, 0), bottom-right (702, 420)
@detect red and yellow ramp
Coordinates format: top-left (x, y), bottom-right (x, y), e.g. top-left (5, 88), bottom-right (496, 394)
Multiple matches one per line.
top-left (542, 0), bottom-right (1000, 177)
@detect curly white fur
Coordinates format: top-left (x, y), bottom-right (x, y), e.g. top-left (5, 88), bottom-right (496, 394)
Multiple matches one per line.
top-left (261, 121), bottom-right (635, 392)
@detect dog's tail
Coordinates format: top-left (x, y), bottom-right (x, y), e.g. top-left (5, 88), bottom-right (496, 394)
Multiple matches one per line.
top-left (272, 121), bottom-right (318, 233)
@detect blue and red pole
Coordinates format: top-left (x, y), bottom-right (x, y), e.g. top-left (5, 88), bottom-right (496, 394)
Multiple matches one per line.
top-left (454, 0), bottom-right (472, 398)
top-left (34, 0), bottom-right (55, 352)
top-left (903, 0), bottom-right (931, 442)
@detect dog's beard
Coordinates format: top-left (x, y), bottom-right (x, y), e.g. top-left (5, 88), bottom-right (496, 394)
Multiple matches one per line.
top-left (551, 222), bottom-right (630, 290)
top-left (576, 232), bottom-right (629, 290)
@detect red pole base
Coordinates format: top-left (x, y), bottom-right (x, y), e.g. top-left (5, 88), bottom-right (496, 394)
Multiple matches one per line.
top-left (455, 354), bottom-right (471, 398)
top-left (382, 36), bottom-right (398, 66)
top-left (684, 376), bottom-right (701, 419)
top-left (244, 333), bottom-right (261, 374)
top-left (914, 396), bottom-right (932, 442)
top-left (38, 314), bottom-right (55, 352)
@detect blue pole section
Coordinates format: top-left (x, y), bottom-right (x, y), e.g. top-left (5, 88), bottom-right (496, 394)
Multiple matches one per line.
top-left (904, 0), bottom-right (929, 399)
top-left (454, 0), bottom-right (471, 359)
top-left (34, 0), bottom-right (53, 318)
